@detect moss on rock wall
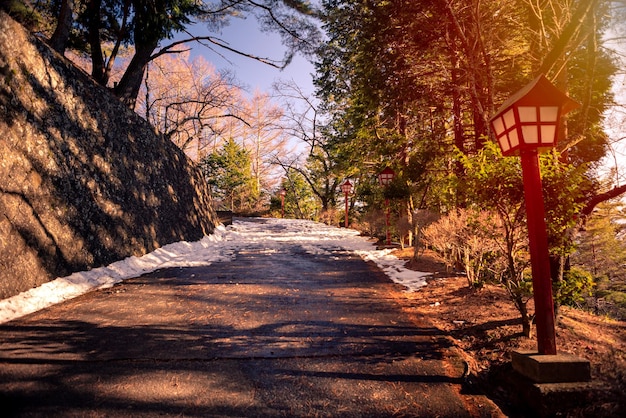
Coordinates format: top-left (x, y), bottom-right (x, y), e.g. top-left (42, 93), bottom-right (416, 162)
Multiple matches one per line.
top-left (0, 13), bottom-right (218, 299)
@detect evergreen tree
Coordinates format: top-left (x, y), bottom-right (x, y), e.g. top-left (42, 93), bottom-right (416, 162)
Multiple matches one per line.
top-left (572, 202), bottom-right (626, 283)
top-left (200, 138), bottom-right (254, 212)
top-left (279, 169), bottom-right (320, 220)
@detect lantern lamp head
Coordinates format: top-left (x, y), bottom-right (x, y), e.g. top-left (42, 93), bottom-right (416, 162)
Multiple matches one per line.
top-left (489, 74), bottom-right (580, 157)
top-left (341, 179), bottom-right (353, 194)
top-left (378, 168), bottom-right (395, 186)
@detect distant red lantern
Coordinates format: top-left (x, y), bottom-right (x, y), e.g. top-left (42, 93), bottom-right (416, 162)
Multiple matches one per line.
top-left (341, 179), bottom-right (353, 195)
top-left (377, 167), bottom-right (395, 186)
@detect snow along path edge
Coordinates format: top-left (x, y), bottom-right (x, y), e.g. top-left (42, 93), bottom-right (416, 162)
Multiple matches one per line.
top-left (0, 218), bottom-right (429, 324)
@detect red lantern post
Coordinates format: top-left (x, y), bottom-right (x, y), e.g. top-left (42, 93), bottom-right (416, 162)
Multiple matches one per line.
top-left (341, 180), bottom-right (353, 227)
top-left (378, 168), bottom-right (395, 246)
top-left (489, 74), bottom-right (579, 355)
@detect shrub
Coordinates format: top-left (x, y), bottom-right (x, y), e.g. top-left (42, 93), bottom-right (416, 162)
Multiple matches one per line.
top-left (423, 206), bottom-right (535, 336)
top-left (555, 266), bottom-right (595, 307)
top-left (422, 208), bottom-right (501, 288)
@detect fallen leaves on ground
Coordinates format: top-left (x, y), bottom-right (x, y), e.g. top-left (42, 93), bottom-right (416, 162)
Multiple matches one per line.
top-left (393, 248), bottom-right (625, 416)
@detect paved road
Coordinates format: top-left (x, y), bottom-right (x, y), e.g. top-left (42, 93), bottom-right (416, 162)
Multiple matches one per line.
top-left (0, 219), bottom-right (503, 417)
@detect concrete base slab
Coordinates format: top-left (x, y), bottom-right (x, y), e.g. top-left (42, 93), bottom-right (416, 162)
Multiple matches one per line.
top-left (503, 369), bottom-right (608, 417)
top-left (511, 350), bottom-right (591, 383)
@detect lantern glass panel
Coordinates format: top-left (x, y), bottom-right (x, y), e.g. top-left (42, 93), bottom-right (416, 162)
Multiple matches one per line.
top-left (518, 106), bottom-right (537, 122)
top-left (498, 136), bottom-right (511, 154)
top-left (492, 117), bottom-right (505, 137)
top-left (522, 125), bottom-right (539, 144)
top-left (509, 129), bottom-right (520, 148)
top-left (540, 125), bottom-right (557, 144)
top-left (503, 109), bottom-right (516, 129)
top-left (540, 106), bottom-right (559, 122)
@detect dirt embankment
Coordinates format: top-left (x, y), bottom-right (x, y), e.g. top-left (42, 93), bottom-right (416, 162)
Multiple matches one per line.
top-left (394, 248), bottom-right (626, 417)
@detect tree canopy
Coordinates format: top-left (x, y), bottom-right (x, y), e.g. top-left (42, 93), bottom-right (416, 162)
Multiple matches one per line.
top-left (303, 0), bottom-right (624, 327)
top-left (13, 0), bottom-right (321, 107)
top-left (312, 0), bottom-right (619, 220)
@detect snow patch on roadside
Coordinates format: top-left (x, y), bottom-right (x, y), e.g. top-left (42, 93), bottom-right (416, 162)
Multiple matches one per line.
top-left (0, 218), bottom-right (428, 324)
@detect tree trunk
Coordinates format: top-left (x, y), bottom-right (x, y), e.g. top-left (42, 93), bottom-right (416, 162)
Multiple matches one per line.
top-left (514, 295), bottom-right (532, 338)
top-left (103, 0), bottom-right (132, 88)
top-left (538, 0), bottom-right (600, 76)
top-left (114, 40), bottom-right (157, 108)
top-left (49, 0), bottom-right (74, 54)
top-left (449, 51), bottom-right (464, 153)
top-left (397, 199), bottom-right (413, 250)
top-left (85, 0), bottom-right (106, 85)
top-left (550, 254), bottom-right (565, 320)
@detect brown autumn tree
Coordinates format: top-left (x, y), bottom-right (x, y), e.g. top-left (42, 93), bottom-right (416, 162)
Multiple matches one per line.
top-left (137, 51), bottom-right (243, 160)
top-left (240, 91), bottom-right (292, 202)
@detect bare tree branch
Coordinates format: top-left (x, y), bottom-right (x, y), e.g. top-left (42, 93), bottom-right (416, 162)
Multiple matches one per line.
top-left (150, 36), bottom-right (284, 68)
top-left (538, 0), bottom-right (601, 76)
top-left (582, 184), bottom-right (626, 218)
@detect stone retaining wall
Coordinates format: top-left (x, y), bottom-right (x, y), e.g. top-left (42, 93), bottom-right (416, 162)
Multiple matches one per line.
top-left (0, 13), bottom-right (218, 299)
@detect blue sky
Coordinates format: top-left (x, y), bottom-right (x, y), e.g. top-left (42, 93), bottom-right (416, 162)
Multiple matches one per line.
top-left (185, 16), bottom-right (317, 96)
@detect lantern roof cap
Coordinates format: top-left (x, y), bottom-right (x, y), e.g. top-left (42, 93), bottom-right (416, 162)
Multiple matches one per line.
top-left (491, 74), bottom-right (580, 122)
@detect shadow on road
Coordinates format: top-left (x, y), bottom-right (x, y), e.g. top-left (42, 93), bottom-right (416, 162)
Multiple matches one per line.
top-left (0, 243), bottom-right (498, 417)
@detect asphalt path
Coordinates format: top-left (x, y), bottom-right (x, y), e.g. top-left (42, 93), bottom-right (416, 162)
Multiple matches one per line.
top-left (0, 219), bottom-right (503, 417)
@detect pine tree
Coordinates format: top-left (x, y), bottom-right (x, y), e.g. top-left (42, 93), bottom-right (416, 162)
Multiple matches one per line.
top-left (573, 202), bottom-right (626, 282)
top-left (200, 138), bottom-right (254, 212)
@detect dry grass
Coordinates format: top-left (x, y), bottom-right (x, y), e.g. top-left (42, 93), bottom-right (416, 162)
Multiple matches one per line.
top-left (393, 248), bottom-right (626, 416)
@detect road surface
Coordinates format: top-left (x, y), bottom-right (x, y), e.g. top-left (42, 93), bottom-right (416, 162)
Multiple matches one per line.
top-left (0, 218), bottom-right (503, 417)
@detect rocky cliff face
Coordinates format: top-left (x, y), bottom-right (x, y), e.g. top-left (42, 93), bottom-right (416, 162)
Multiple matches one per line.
top-left (0, 13), bottom-right (218, 299)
